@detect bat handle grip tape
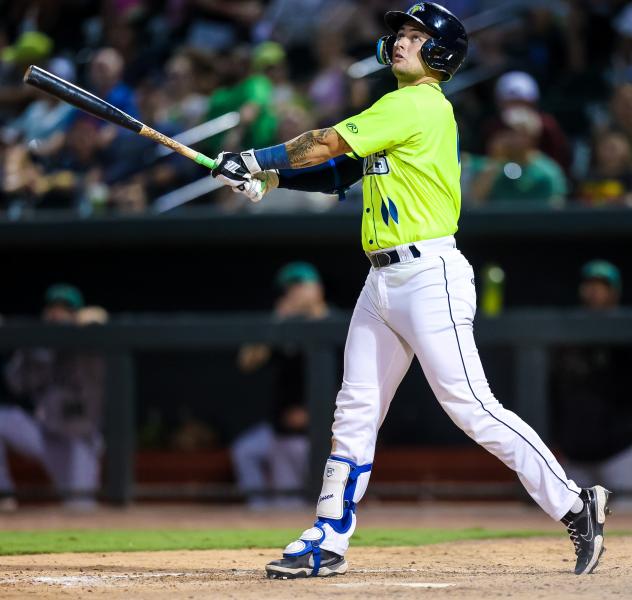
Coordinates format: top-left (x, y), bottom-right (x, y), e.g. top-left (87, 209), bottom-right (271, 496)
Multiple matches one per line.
top-left (194, 153), bottom-right (217, 170)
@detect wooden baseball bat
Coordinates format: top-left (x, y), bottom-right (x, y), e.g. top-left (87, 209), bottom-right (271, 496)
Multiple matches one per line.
top-left (23, 65), bottom-right (217, 170)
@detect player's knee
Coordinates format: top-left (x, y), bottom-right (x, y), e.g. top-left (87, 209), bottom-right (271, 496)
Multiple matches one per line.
top-left (450, 405), bottom-right (508, 445)
top-left (441, 402), bottom-right (485, 439)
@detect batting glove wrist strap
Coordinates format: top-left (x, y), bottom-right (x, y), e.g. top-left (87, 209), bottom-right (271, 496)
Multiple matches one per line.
top-left (253, 144), bottom-right (290, 171)
top-left (240, 149), bottom-right (262, 174)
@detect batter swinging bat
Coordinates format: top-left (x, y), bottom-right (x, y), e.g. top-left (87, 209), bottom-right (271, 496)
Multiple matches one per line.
top-left (23, 65), bottom-right (217, 170)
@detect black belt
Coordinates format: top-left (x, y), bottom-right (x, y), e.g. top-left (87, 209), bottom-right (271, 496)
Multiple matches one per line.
top-left (367, 244), bottom-right (421, 268)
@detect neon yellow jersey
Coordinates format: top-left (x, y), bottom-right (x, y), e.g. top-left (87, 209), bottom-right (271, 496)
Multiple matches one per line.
top-left (333, 83), bottom-right (461, 251)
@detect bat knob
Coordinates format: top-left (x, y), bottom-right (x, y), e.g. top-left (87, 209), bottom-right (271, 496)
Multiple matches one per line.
top-left (23, 65), bottom-right (34, 84)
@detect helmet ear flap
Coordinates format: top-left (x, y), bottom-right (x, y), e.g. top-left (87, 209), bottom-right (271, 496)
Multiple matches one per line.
top-left (376, 35), bottom-right (395, 65)
top-left (420, 38), bottom-right (453, 81)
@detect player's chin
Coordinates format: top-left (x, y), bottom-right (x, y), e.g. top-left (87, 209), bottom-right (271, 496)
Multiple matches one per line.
top-left (392, 64), bottom-right (417, 81)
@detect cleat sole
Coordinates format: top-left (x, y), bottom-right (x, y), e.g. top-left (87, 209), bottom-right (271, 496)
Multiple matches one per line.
top-left (265, 560), bottom-right (348, 580)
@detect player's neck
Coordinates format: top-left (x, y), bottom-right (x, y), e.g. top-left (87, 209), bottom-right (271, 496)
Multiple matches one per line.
top-left (397, 75), bottom-right (441, 89)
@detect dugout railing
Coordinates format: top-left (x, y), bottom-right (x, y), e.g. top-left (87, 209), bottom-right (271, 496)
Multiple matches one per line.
top-left (1, 309), bottom-right (630, 504)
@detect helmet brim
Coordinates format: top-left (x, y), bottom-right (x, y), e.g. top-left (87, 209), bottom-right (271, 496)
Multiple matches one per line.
top-left (384, 11), bottom-right (432, 35)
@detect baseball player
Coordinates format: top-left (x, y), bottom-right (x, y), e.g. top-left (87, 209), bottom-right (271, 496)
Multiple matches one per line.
top-left (212, 2), bottom-right (610, 578)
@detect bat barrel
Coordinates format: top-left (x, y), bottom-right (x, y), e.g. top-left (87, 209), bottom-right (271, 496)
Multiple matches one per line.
top-left (23, 65), bottom-right (216, 172)
top-left (24, 65), bottom-right (143, 134)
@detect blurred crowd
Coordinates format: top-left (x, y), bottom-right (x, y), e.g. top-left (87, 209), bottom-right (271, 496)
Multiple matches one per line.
top-left (0, 0), bottom-right (632, 215)
top-left (0, 284), bottom-right (108, 511)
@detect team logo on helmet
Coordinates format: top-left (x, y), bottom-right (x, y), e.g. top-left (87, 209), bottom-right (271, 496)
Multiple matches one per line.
top-left (408, 4), bottom-right (424, 15)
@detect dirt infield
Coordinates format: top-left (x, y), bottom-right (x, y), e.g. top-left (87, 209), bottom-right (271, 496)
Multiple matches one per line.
top-left (1, 503), bottom-right (631, 599)
top-left (0, 537), bottom-right (631, 600)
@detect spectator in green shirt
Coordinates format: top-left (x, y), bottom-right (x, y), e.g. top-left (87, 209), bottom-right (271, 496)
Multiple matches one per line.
top-left (465, 105), bottom-right (568, 207)
top-left (206, 44), bottom-right (278, 154)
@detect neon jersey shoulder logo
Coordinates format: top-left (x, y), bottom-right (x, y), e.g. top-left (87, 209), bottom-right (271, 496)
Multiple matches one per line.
top-left (346, 123), bottom-right (358, 133)
top-left (381, 197), bottom-right (399, 225)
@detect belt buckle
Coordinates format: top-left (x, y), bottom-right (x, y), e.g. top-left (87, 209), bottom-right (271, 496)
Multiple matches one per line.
top-left (379, 252), bottom-right (391, 267)
top-left (368, 250), bottom-right (396, 268)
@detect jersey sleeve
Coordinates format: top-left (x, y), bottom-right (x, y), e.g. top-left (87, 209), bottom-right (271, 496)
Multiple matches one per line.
top-left (333, 90), bottom-right (417, 158)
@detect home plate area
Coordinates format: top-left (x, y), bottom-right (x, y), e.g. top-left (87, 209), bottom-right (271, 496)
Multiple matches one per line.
top-left (1, 537), bottom-right (631, 600)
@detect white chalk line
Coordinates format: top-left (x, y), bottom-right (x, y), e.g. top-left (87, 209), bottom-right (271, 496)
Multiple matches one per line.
top-left (0, 567), bottom-right (449, 588)
top-left (354, 568), bottom-right (426, 573)
top-left (0, 572), bottom-right (187, 588)
top-left (332, 582), bottom-right (455, 589)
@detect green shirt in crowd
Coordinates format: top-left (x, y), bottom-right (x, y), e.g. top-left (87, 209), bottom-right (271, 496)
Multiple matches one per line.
top-left (207, 74), bottom-right (278, 151)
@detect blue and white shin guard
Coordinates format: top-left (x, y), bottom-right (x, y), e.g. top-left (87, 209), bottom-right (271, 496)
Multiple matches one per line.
top-left (282, 456), bottom-right (372, 575)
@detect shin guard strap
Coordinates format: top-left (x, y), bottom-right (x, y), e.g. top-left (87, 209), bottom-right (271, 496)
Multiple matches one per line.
top-left (282, 525), bottom-right (325, 576)
top-left (312, 544), bottom-right (321, 576)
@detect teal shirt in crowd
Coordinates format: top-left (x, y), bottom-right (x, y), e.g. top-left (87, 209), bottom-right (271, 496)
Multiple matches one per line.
top-left (467, 152), bottom-right (567, 204)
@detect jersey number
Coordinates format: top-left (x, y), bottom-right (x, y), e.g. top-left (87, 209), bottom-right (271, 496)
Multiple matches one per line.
top-left (364, 151), bottom-right (390, 175)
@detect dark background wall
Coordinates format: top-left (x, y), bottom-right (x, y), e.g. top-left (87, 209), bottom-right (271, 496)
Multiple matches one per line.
top-left (1, 208), bottom-right (629, 315)
top-left (0, 207), bottom-right (628, 446)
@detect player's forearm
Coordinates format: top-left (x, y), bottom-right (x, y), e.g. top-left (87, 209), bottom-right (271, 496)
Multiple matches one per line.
top-left (255, 128), bottom-right (352, 171)
top-left (277, 154), bottom-right (363, 193)
top-left (285, 128), bottom-right (350, 168)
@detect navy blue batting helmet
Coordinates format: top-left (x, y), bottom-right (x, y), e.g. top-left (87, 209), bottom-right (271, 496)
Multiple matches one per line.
top-left (376, 2), bottom-right (468, 81)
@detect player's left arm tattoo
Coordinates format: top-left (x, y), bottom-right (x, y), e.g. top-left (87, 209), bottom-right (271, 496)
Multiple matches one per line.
top-left (285, 128), bottom-right (352, 168)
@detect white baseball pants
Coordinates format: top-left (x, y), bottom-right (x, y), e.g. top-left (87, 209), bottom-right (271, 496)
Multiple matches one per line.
top-left (321, 235), bottom-right (581, 555)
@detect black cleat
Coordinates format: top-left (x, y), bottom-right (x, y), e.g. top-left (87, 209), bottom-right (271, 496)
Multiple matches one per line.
top-left (561, 485), bottom-right (611, 575)
top-left (266, 549), bottom-right (347, 579)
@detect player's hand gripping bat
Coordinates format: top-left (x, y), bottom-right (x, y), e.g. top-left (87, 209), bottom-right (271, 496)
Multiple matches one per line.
top-left (23, 65), bottom-right (217, 171)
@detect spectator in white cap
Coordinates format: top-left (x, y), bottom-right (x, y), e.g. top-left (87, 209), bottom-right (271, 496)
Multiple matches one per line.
top-left (482, 70), bottom-right (571, 174)
top-left (496, 70), bottom-right (541, 104)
